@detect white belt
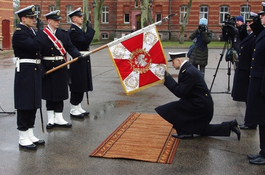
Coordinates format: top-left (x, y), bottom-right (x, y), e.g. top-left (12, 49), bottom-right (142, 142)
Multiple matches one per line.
top-left (13, 58), bottom-right (41, 72)
top-left (80, 51), bottom-right (89, 55)
top-left (43, 56), bottom-right (64, 60)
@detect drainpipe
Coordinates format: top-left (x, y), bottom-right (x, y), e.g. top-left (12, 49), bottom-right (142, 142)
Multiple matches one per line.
top-left (169, 0), bottom-right (171, 40)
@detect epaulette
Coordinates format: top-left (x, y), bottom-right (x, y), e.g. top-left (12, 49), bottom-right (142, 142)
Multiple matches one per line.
top-left (71, 28), bottom-right (75, 30)
top-left (182, 69), bottom-right (186, 73)
top-left (16, 28), bottom-right (21, 30)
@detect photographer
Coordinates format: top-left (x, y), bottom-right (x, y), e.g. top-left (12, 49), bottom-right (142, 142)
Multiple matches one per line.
top-left (232, 16), bottom-right (248, 54)
top-left (189, 18), bottom-right (212, 78)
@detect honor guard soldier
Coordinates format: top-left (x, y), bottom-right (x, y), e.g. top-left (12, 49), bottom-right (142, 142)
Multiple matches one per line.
top-left (68, 7), bottom-right (95, 119)
top-left (245, 2), bottom-right (265, 165)
top-left (155, 52), bottom-right (241, 140)
top-left (12, 5), bottom-right (45, 150)
top-left (232, 12), bottom-right (264, 130)
top-left (36, 10), bottom-right (81, 129)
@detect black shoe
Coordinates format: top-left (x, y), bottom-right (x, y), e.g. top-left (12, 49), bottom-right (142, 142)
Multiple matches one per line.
top-left (19, 143), bottom-right (37, 150)
top-left (54, 123), bottom-right (72, 128)
top-left (230, 119), bottom-right (241, 140)
top-left (172, 134), bottom-right (193, 139)
top-left (46, 123), bottom-right (54, 129)
top-left (33, 140), bottom-right (45, 145)
top-left (82, 111), bottom-right (90, 116)
top-left (248, 154), bottom-right (261, 160)
top-left (70, 113), bottom-right (85, 119)
top-left (239, 124), bottom-right (257, 130)
top-left (249, 156), bottom-right (265, 165)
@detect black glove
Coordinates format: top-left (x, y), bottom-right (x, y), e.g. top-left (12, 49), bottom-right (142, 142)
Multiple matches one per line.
top-left (36, 18), bottom-right (44, 31)
top-left (238, 24), bottom-right (248, 40)
top-left (164, 70), bottom-right (170, 79)
top-left (77, 54), bottom-right (84, 62)
top-left (86, 20), bottom-right (92, 28)
top-left (250, 16), bottom-right (264, 36)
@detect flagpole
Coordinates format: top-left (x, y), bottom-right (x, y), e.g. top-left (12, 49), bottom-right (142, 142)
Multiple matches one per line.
top-left (45, 14), bottom-right (176, 75)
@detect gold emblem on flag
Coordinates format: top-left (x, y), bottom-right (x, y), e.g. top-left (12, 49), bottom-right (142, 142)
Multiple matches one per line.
top-left (124, 74), bottom-right (139, 89)
top-left (129, 48), bottom-right (152, 74)
top-left (144, 32), bottom-right (157, 46)
top-left (113, 45), bottom-right (126, 58)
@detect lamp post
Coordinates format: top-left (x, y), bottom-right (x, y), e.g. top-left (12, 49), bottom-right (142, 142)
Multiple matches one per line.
top-left (149, 0), bottom-right (153, 8)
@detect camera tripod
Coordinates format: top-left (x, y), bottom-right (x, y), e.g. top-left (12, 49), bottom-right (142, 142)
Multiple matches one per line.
top-left (209, 39), bottom-right (235, 94)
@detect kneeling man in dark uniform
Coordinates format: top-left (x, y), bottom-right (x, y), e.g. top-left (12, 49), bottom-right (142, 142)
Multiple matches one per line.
top-left (155, 52), bottom-right (241, 140)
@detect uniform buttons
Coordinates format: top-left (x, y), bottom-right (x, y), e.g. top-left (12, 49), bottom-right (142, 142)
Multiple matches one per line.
top-left (205, 94), bottom-right (208, 96)
top-left (36, 53), bottom-right (38, 55)
top-left (52, 54), bottom-right (54, 56)
top-left (250, 67), bottom-right (252, 69)
top-left (52, 61), bottom-right (54, 63)
top-left (87, 60), bottom-right (89, 62)
top-left (51, 48), bottom-right (53, 50)
top-left (249, 75), bottom-right (251, 78)
top-left (35, 68), bottom-right (37, 70)
top-left (252, 58), bottom-right (254, 60)
top-left (254, 49), bottom-right (256, 51)
top-left (241, 46), bottom-right (243, 49)
top-left (239, 53), bottom-right (241, 55)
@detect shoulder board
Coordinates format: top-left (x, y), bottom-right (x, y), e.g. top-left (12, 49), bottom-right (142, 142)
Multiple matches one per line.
top-left (16, 28), bottom-right (21, 30)
top-left (182, 69), bottom-right (186, 73)
top-left (71, 28), bottom-right (75, 30)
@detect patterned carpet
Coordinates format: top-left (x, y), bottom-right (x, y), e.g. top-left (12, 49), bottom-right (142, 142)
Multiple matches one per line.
top-left (90, 113), bottom-right (180, 164)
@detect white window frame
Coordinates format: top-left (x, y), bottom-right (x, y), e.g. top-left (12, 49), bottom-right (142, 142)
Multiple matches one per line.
top-left (101, 33), bottom-right (109, 39)
top-left (35, 5), bottom-right (40, 19)
top-left (180, 6), bottom-right (188, 24)
top-left (101, 6), bottom-right (109, 24)
top-left (49, 5), bottom-right (55, 12)
top-left (124, 14), bottom-right (130, 24)
top-left (200, 6), bottom-right (208, 19)
top-left (241, 5), bottom-right (249, 22)
top-left (66, 6), bottom-right (73, 23)
top-left (135, 0), bottom-right (139, 8)
top-left (156, 14), bottom-right (162, 22)
top-left (220, 6), bottom-right (229, 24)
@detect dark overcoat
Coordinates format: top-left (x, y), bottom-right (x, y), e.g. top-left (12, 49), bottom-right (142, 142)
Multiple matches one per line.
top-left (232, 32), bottom-right (256, 102)
top-left (68, 24), bottom-right (95, 92)
top-left (36, 28), bottom-right (80, 101)
top-left (189, 29), bottom-right (212, 66)
top-left (245, 28), bottom-right (265, 125)
top-left (12, 24), bottom-right (42, 110)
top-left (155, 62), bottom-right (213, 135)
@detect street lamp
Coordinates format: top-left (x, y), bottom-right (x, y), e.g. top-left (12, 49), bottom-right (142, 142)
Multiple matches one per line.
top-left (92, 1), bottom-right (96, 8)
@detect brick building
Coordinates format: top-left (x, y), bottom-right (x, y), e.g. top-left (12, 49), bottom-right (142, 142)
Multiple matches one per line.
top-left (0, 0), bottom-right (14, 50)
top-left (18, 0), bottom-right (264, 41)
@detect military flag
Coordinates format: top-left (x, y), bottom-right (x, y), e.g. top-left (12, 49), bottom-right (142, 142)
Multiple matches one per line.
top-left (107, 25), bottom-right (167, 95)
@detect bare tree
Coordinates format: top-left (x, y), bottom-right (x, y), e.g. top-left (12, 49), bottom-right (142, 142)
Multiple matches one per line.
top-left (141, 0), bottom-right (153, 28)
top-left (92, 0), bottom-right (104, 41)
top-left (179, 0), bottom-right (192, 44)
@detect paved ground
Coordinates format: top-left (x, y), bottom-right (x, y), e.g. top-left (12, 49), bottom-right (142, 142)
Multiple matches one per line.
top-left (0, 46), bottom-right (264, 175)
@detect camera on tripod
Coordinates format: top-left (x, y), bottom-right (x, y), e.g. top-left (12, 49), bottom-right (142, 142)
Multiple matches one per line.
top-left (221, 13), bottom-right (236, 42)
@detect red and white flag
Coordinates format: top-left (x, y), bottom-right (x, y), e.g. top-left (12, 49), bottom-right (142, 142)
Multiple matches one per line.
top-left (108, 25), bottom-right (167, 95)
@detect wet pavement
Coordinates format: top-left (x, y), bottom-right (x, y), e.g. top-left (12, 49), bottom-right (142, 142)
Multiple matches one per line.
top-left (0, 46), bottom-right (264, 175)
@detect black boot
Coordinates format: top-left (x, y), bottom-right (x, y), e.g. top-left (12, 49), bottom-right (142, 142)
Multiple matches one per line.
top-left (230, 119), bottom-right (241, 140)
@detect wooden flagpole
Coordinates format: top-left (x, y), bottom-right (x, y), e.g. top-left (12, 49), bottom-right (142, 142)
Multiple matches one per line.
top-left (45, 14), bottom-right (177, 75)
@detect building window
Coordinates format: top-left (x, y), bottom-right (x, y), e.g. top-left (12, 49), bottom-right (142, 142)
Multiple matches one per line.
top-left (180, 6), bottom-right (188, 24)
top-left (101, 33), bottom-right (109, 39)
top-left (35, 5), bottom-right (40, 18)
top-left (49, 5), bottom-right (55, 12)
top-left (220, 6), bottom-right (229, 24)
top-left (156, 14), bottom-right (162, 22)
top-left (124, 14), bottom-right (130, 23)
top-left (241, 5), bottom-right (249, 21)
top-left (135, 0), bottom-right (139, 8)
top-left (101, 6), bottom-right (109, 23)
top-left (66, 6), bottom-right (73, 23)
top-left (200, 6), bottom-right (208, 19)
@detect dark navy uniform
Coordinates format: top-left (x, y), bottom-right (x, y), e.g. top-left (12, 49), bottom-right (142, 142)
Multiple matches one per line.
top-left (35, 10), bottom-right (80, 128)
top-left (67, 7), bottom-right (95, 118)
top-left (155, 55), bottom-right (240, 139)
top-left (13, 5), bottom-right (45, 150)
top-left (68, 23), bottom-right (95, 102)
top-left (245, 24), bottom-right (265, 160)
